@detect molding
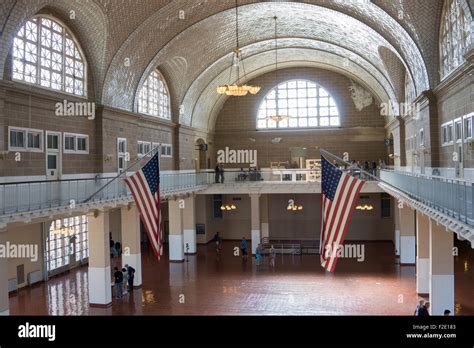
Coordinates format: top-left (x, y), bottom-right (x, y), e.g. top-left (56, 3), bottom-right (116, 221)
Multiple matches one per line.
top-left (433, 58), bottom-right (473, 98)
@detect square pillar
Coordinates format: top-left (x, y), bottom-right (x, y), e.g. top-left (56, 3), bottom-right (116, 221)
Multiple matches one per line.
top-left (416, 212), bottom-right (430, 294)
top-left (168, 199), bottom-right (184, 262)
top-left (260, 194), bottom-right (269, 240)
top-left (429, 221), bottom-right (454, 315)
top-left (183, 195), bottom-right (197, 255)
top-left (0, 229), bottom-right (9, 315)
top-left (399, 205), bottom-right (415, 265)
top-left (87, 210), bottom-right (112, 307)
top-left (394, 203), bottom-right (401, 256)
top-left (121, 204), bottom-right (142, 287)
top-left (250, 194), bottom-right (261, 254)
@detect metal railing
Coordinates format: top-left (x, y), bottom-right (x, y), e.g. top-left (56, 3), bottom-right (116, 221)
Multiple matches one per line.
top-left (0, 171), bottom-right (212, 216)
top-left (380, 170), bottom-right (474, 227)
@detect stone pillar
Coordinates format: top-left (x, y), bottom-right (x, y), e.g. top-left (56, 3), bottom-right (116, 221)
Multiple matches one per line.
top-left (399, 205), bottom-right (416, 265)
top-left (183, 195), bottom-right (197, 255)
top-left (121, 204), bottom-right (142, 287)
top-left (0, 229), bottom-right (9, 315)
top-left (87, 210), bottom-right (112, 307)
top-left (260, 194), bottom-right (269, 240)
top-left (429, 220), bottom-right (454, 315)
top-left (416, 212), bottom-right (430, 295)
top-left (168, 199), bottom-right (184, 262)
top-left (249, 194), bottom-right (261, 254)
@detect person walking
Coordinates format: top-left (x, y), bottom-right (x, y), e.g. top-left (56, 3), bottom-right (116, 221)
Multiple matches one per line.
top-left (113, 267), bottom-right (123, 299)
top-left (414, 299), bottom-right (425, 315)
top-left (219, 163), bottom-right (225, 183)
top-left (214, 232), bottom-right (222, 254)
top-left (125, 264), bottom-right (135, 292)
top-left (255, 243), bottom-right (263, 268)
top-left (417, 302), bottom-right (430, 316)
top-left (241, 237), bottom-right (248, 260)
top-left (122, 267), bottom-right (129, 295)
top-left (269, 245), bottom-right (276, 268)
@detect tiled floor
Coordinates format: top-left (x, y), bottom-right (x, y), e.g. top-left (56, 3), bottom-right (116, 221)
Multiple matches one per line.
top-left (8, 240), bottom-right (474, 315)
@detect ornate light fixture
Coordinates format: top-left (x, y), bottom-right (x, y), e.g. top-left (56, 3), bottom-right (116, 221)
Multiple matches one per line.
top-left (355, 204), bottom-right (374, 211)
top-left (216, 0), bottom-right (260, 97)
top-left (266, 16), bottom-right (290, 123)
top-left (287, 200), bottom-right (304, 212)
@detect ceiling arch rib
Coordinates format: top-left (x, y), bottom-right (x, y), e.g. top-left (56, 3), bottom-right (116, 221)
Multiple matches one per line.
top-left (186, 48), bottom-right (398, 131)
top-left (103, 1), bottom-right (429, 117)
top-left (182, 42), bottom-right (399, 130)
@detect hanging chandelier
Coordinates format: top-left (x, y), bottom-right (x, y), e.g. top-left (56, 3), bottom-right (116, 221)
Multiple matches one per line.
top-left (266, 16), bottom-right (290, 123)
top-left (216, 0), bottom-right (261, 97)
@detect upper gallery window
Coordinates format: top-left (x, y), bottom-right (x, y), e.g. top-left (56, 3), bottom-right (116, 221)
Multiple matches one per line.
top-left (257, 80), bottom-right (340, 129)
top-left (12, 16), bottom-right (86, 96)
top-left (440, 0), bottom-right (472, 79)
top-left (137, 70), bottom-right (171, 120)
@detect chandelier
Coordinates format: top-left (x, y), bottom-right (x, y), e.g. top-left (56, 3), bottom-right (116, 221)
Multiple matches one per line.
top-left (216, 0), bottom-right (260, 97)
top-left (266, 16), bottom-right (290, 123)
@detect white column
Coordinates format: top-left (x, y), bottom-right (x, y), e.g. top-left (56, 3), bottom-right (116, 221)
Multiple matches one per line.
top-left (87, 210), bottom-right (112, 307)
top-left (416, 212), bottom-right (430, 294)
top-left (399, 205), bottom-right (416, 264)
top-left (183, 195), bottom-right (197, 255)
top-left (260, 194), bottom-right (269, 240)
top-left (168, 199), bottom-right (184, 262)
top-left (394, 204), bottom-right (401, 256)
top-left (0, 229), bottom-right (9, 315)
top-left (429, 220), bottom-right (454, 315)
top-left (121, 205), bottom-right (142, 287)
top-left (250, 194), bottom-right (261, 254)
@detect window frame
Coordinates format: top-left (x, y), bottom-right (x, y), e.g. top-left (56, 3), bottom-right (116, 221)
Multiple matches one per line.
top-left (63, 132), bottom-right (89, 154)
top-left (256, 79), bottom-right (341, 130)
top-left (11, 15), bottom-right (88, 97)
top-left (117, 137), bottom-right (127, 173)
top-left (8, 126), bottom-right (44, 152)
top-left (160, 143), bottom-right (173, 158)
top-left (137, 69), bottom-right (171, 120)
top-left (137, 140), bottom-right (152, 158)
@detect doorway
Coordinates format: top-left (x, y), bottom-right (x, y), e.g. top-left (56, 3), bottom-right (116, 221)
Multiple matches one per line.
top-left (46, 131), bottom-right (61, 180)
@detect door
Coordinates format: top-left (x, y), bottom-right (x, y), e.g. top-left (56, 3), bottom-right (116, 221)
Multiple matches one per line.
top-left (117, 138), bottom-right (127, 174)
top-left (46, 132), bottom-right (61, 180)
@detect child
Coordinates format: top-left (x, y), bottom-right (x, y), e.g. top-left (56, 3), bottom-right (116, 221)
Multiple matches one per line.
top-left (269, 245), bottom-right (276, 268)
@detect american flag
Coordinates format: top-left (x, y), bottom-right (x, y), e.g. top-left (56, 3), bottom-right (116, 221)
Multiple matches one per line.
top-left (320, 155), bottom-right (365, 272)
top-left (124, 152), bottom-right (163, 260)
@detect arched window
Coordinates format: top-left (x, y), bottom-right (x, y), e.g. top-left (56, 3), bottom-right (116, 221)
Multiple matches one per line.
top-left (404, 72), bottom-right (416, 103)
top-left (12, 16), bottom-right (86, 96)
top-left (440, 0), bottom-right (472, 79)
top-left (137, 70), bottom-right (171, 120)
top-left (257, 80), bottom-right (340, 129)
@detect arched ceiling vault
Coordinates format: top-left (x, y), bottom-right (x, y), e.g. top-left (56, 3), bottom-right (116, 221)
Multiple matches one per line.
top-left (100, 1), bottom-right (429, 131)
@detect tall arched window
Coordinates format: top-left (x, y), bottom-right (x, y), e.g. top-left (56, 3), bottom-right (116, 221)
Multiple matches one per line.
top-left (404, 71), bottom-right (416, 103)
top-left (257, 80), bottom-right (340, 129)
top-left (440, 0), bottom-right (472, 79)
top-left (137, 70), bottom-right (171, 120)
top-left (12, 16), bottom-right (86, 96)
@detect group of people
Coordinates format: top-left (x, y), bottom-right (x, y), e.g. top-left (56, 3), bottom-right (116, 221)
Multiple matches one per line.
top-left (414, 300), bottom-right (452, 316)
top-left (346, 159), bottom-right (386, 178)
top-left (109, 234), bottom-right (121, 258)
top-left (113, 264), bottom-right (136, 299)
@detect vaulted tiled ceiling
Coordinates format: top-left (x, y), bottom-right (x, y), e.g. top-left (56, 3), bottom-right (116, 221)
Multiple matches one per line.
top-left (1, 0), bottom-right (469, 131)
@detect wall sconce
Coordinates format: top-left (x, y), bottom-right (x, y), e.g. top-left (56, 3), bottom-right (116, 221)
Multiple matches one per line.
top-left (355, 204), bottom-right (374, 211)
top-left (388, 153), bottom-right (399, 159)
top-left (220, 204), bottom-right (237, 211)
top-left (287, 199), bottom-right (303, 212)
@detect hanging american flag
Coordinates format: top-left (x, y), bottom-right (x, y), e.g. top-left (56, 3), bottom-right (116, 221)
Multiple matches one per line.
top-left (320, 155), bottom-right (365, 272)
top-left (124, 152), bottom-right (163, 260)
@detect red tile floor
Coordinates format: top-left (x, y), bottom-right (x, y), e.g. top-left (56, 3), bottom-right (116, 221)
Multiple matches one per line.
top-left (8, 240), bottom-right (474, 315)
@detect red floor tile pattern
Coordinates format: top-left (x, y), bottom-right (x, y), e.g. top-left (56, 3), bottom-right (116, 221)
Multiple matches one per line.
top-left (8, 241), bottom-right (474, 316)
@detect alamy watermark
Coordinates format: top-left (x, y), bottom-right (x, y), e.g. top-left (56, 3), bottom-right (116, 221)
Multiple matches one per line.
top-left (55, 100), bottom-right (95, 120)
top-left (217, 146), bottom-right (257, 167)
top-left (380, 101), bottom-right (421, 118)
top-left (323, 243), bottom-right (365, 262)
top-left (0, 242), bottom-right (38, 262)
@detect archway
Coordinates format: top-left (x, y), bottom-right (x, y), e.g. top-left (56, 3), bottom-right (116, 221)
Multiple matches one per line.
top-left (195, 138), bottom-right (208, 171)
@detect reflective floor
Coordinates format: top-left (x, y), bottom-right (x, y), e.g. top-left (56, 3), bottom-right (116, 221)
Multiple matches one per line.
top-left (8, 241), bottom-right (474, 315)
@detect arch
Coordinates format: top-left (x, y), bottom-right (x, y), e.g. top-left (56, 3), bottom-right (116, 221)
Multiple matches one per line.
top-left (256, 79), bottom-right (340, 130)
top-left (11, 15), bottom-right (87, 96)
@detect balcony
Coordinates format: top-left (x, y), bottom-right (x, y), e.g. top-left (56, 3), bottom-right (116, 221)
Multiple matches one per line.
top-left (380, 170), bottom-right (474, 228)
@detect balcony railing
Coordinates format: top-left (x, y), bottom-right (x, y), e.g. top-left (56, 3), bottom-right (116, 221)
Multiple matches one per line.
top-left (380, 170), bottom-right (474, 227)
top-left (0, 171), bottom-right (212, 216)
